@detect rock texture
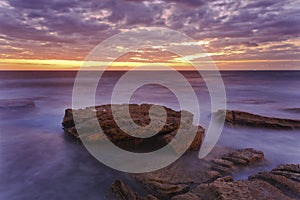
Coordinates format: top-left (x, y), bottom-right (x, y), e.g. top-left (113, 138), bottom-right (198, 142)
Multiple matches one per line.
top-left (110, 152), bottom-right (300, 199)
top-left (173, 164), bottom-right (300, 200)
top-left (109, 179), bottom-right (158, 200)
top-left (62, 104), bottom-right (205, 153)
top-left (216, 109), bottom-right (300, 129)
top-left (249, 164), bottom-right (300, 199)
top-left (193, 176), bottom-right (293, 200)
top-left (211, 148), bottom-right (264, 175)
top-left (129, 148), bottom-right (265, 199)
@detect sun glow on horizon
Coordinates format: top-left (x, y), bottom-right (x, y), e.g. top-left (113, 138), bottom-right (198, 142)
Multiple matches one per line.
top-left (1, 58), bottom-right (300, 71)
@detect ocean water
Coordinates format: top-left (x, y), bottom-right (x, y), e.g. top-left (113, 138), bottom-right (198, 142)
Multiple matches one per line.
top-left (0, 70), bottom-right (300, 199)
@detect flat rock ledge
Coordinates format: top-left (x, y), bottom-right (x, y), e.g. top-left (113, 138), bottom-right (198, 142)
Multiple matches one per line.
top-left (62, 104), bottom-right (204, 153)
top-left (110, 160), bottom-right (300, 200)
top-left (108, 148), bottom-right (288, 200)
top-left (216, 109), bottom-right (300, 129)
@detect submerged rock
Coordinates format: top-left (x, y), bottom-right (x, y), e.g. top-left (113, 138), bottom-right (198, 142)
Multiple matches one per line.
top-left (216, 109), bottom-right (300, 129)
top-left (283, 108), bottom-right (300, 114)
top-left (62, 104), bottom-right (205, 153)
top-left (0, 98), bottom-right (35, 109)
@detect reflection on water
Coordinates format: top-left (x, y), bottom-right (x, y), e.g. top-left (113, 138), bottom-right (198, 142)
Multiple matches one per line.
top-left (0, 71), bottom-right (300, 199)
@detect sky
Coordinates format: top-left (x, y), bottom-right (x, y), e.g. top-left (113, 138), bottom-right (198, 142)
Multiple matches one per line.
top-left (0, 0), bottom-right (299, 70)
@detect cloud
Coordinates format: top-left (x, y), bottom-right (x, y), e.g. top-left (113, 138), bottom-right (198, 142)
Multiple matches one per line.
top-left (0, 0), bottom-right (299, 63)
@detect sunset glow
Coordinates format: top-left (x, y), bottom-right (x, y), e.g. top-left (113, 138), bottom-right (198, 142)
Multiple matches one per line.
top-left (1, 58), bottom-right (300, 71)
top-left (0, 0), bottom-right (299, 70)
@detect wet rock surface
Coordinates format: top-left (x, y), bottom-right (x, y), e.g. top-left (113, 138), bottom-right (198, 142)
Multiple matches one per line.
top-left (193, 177), bottom-right (293, 200)
top-left (249, 164), bottom-right (300, 199)
top-left (210, 148), bottom-right (264, 175)
top-left (130, 147), bottom-right (266, 199)
top-left (192, 164), bottom-right (300, 200)
top-left (110, 153), bottom-right (299, 200)
top-left (62, 104), bottom-right (205, 153)
top-left (217, 109), bottom-right (300, 129)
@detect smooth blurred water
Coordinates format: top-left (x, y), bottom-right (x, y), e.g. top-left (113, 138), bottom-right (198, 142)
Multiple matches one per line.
top-left (0, 70), bottom-right (300, 199)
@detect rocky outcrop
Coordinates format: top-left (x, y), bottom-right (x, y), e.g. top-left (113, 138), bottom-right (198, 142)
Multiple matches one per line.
top-left (216, 109), bottom-right (300, 129)
top-left (62, 104), bottom-right (205, 153)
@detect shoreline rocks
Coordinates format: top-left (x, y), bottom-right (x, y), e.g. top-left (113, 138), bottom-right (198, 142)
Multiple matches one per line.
top-left (211, 148), bottom-right (264, 175)
top-left (249, 164), bottom-right (300, 199)
top-left (192, 163), bottom-right (300, 200)
top-left (192, 175), bottom-right (294, 200)
top-left (110, 155), bottom-right (299, 200)
top-left (130, 147), bottom-right (266, 199)
top-left (216, 109), bottom-right (300, 129)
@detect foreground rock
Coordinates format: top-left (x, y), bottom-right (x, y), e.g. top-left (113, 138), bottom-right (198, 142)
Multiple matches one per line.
top-left (62, 104), bottom-right (205, 153)
top-left (190, 164), bottom-right (300, 200)
top-left (119, 162), bottom-right (299, 200)
top-left (109, 148), bottom-right (300, 200)
top-left (217, 109), bottom-right (300, 129)
top-left (193, 176), bottom-right (293, 200)
top-left (110, 147), bottom-right (266, 200)
top-left (249, 164), bottom-right (300, 199)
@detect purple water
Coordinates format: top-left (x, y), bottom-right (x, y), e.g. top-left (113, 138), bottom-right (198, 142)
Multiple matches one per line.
top-left (0, 71), bottom-right (300, 199)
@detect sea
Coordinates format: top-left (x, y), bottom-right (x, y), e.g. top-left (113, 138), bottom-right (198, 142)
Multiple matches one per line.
top-left (0, 70), bottom-right (300, 199)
